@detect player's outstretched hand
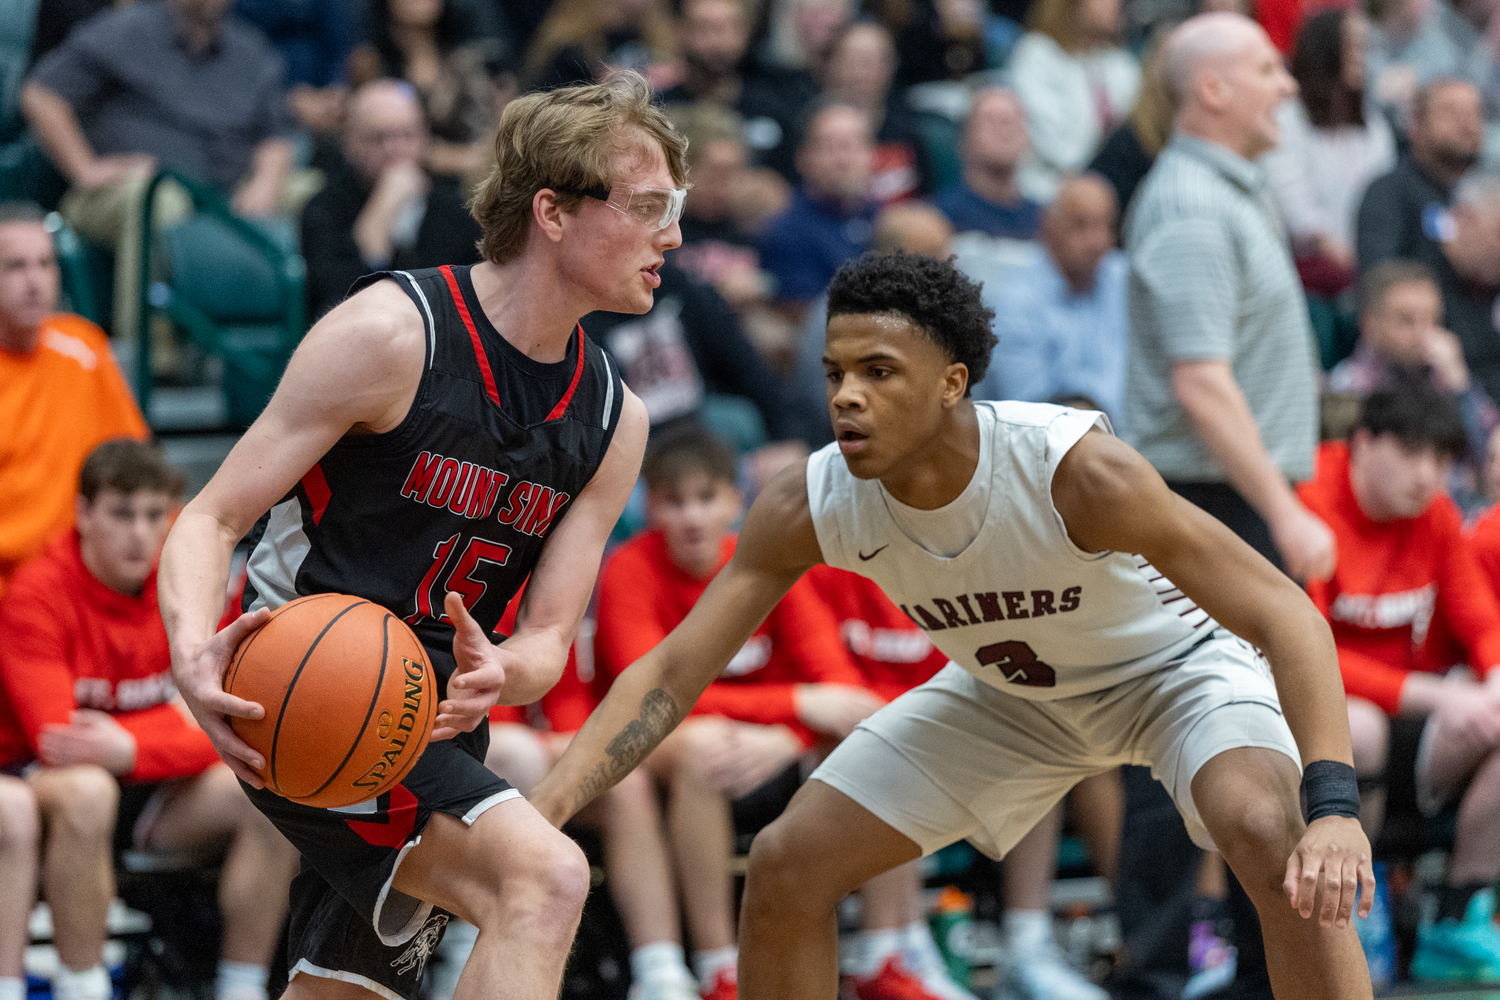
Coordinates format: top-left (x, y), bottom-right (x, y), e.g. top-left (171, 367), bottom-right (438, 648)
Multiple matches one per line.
top-left (1283, 816), bottom-right (1375, 928)
top-left (436, 591), bottom-right (507, 740)
top-left (173, 606), bottom-right (271, 786)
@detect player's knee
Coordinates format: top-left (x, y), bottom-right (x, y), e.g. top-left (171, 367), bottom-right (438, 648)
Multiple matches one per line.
top-left (0, 779), bottom-right (40, 850)
top-left (483, 824), bottom-right (590, 930)
top-left (745, 816), bottom-right (829, 911)
top-left (33, 766), bottom-right (118, 840)
top-left (1213, 794), bottom-right (1301, 875)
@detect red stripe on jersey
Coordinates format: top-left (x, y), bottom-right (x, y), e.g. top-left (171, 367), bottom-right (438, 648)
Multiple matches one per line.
top-left (440, 265), bottom-right (502, 409)
top-left (301, 463), bottom-right (332, 525)
top-left (546, 325), bottom-right (587, 421)
top-left (344, 784), bottom-right (419, 848)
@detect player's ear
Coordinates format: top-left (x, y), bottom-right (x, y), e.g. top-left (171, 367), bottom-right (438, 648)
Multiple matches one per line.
top-left (941, 362), bottom-right (969, 407)
top-left (532, 188), bottom-right (567, 244)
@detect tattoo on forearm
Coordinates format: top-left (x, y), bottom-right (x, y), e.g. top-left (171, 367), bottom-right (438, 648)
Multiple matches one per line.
top-left (574, 688), bottom-right (680, 810)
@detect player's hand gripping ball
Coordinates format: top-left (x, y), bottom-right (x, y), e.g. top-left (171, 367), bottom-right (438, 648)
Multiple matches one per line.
top-left (224, 594), bottom-right (435, 808)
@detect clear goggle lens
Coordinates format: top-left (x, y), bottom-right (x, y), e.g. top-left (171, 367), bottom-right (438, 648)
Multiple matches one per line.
top-left (578, 182), bottom-right (686, 231)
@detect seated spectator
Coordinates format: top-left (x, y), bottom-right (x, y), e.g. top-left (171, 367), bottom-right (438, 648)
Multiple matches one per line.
top-left (933, 87), bottom-right (1042, 242)
top-left (1433, 173), bottom-right (1500, 404)
top-left (234, 0), bottom-right (356, 139)
top-left (1088, 35), bottom-right (1171, 218)
top-left (1327, 259), bottom-right (1498, 508)
top-left (0, 778), bottom-right (37, 1000)
top-left (969, 174), bottom-right (1127, 422)
top-left (21, 0), bottom-right (297, 342)
top-left (0, 202), bottom-right (147, 598)
top-left (583, 259), bottom-right (797, 442)
top-left (0, 440), bottom-right (300, 1000)
top-left (1356, 77), bottom-right (1481, 273)
top-left (522, 0), bottom-right (676, 92)
top-left (1298, 388), bottom-right (1500, 982)
top-left (1010, 0), bottom-right (1140, 203)
top-left (1263, 10), bottom-right (1395, 298)
top-left (670, 104), bottom-right (772, 311)
top-left (593, 429), bottom-right (886, 1000)
top-left (758, 102), bottom-right (877, 323)
top-left (818, 21), bottom-right (931, 205)
top-left (300, 80), bottom-right (482, 320)
top-left (658, 0), bottom-right (815, 184)
top-left (350, 0), bottom-right (516, 179)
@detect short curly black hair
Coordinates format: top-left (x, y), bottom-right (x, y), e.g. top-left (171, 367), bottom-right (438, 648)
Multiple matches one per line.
top-left (825, 251), bottom-right (997, 393)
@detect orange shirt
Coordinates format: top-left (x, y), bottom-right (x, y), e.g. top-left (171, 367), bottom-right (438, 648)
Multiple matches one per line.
top-left (0, 315), bottom-right (149, 598)
top-left (0, 532), bottom-right (219, 781)
top-left (802, 563), bottom-right (949, 702)
top-left (1298, 442), bottom-right (1500, 714)
top-left (594, 530), bottom-right (867, 746)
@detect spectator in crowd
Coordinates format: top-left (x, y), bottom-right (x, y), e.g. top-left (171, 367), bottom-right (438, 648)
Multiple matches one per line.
top-left (522, 0), bottom-right (676, 92)
top-left (1356, 76), bottom-right (1482, 273)
top-left (1433, 173), bottom-right (1500, 405)
top-left (758, 101), bottom-right (877, 323)
top-left (658, 0), bottom-right (815, 184)
top-left (970, 173), bottom-right (1127, 422)
top-left (1263, 10), bottom-right (1395, 298)
top-left (760, 0), bottom-right (856, 72)
top-left (1089, 35), bottom-right (1172, 218)
top-left (818, 21), bottom-right (930, 205)
top-left (1300, 388), bottom-right (1500, 981)
top-left (884, 0), bottom-right (989, 87)
top-left (300, 80), bottom-right (482, 320)
top-left (1328, 260), bottom-right (1498, 508)
top-left (670, 103), bottom-right (772, 310)
top-left (0, 202), bottom-right (147, 599)
top-left (350, 0), bottom-right (516, 178)
top-left (933, 87), bottom-right (1042, 241)
top-left (1010, 0), bottom-right (1140, 203)
top-left (583, 259), bottom-right (798, 443)
top-left (0, 440), bottom-right (300, 1000)
top-left (20, 0), bottom-right (297, 342)
top-left (593, 429), bottom-right (885, 1000)
top-left (234, 0), bottom-right (356, 138)
top-left (0, 778), bottom-right (36, 1000)
top-left (1366, 0), bottom-right (1491, 122)
top-left (1123, 15), bottom-right (1322, 998)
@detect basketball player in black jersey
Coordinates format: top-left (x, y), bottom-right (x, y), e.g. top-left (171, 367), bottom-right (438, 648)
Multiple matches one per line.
top-left (158, 74), bottom-right (672, 1000)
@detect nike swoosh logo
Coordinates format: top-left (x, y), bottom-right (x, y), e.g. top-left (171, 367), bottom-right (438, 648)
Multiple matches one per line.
top-left (858, 545), bottom-right (888, 561)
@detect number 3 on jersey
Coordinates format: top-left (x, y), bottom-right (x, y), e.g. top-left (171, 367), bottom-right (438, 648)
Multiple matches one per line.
top-left (408, 534), bottom-right (512, 625)
top-left (976, 640), bottom-right (1056, 688)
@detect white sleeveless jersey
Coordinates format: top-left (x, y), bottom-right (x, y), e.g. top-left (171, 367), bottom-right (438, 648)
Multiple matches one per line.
top-left (806, 401), bottom-right (1218, 701)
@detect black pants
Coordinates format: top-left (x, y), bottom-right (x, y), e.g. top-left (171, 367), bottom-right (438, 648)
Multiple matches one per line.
top-left (1113, 481), bottom-right (1280, 1000)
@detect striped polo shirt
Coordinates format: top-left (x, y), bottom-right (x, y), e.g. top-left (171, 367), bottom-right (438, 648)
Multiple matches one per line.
top-left (1123, 134), bottom-right (1318, 483)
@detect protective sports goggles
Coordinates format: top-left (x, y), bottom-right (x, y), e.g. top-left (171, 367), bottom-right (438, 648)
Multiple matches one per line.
top-left (576, 181), bottom-right (686, 232)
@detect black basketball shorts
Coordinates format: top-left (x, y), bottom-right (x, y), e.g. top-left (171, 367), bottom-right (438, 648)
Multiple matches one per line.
top-left (244, 726), bottom-right (516, 1000)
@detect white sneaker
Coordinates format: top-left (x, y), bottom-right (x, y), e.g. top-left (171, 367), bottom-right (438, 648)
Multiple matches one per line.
top-left (902, 939), bottom-right (979, 1000)
top-left (628, 972), bottom-right (704, 1000)
top-left (1007, 945), bottom-right (1109, 1000)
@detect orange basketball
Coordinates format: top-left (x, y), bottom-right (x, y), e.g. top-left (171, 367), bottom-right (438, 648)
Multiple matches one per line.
top-left (225, 594), bottom-right (436, 809)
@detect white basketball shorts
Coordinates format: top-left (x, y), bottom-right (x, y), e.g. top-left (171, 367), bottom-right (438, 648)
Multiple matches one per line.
top-left (810, 629), bottom-right (1301, 857)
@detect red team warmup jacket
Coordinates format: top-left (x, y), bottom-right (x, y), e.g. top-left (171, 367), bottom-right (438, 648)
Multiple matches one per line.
top-left (0, 532), bottom-right (219, 781)
top-left (594, 530), bottom-right (866, 747)
top-left (1298, 442), bottom-right (1500, 714)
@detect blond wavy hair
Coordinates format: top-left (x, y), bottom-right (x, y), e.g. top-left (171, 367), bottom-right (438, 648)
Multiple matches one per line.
top-left (469, 71), bottom-right (688, 265)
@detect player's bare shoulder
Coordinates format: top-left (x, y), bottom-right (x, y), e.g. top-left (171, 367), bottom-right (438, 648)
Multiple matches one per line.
top-left (735, 458), bottom-right (824, 575)
top-left (1052, 427), bottom-right (1178, 554)
top-left (279, 278), bottom-right (428, 435)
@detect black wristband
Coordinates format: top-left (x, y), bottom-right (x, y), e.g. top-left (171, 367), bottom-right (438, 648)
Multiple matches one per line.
top-left (1301, 759), bottom-right (1361, 823)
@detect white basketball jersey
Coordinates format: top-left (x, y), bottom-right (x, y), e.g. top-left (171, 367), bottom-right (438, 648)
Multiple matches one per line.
top-left (806, 401), bottom-right (1217, 701)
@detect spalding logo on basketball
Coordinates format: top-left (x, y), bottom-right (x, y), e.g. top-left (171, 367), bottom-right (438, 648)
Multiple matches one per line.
top-left (225, 594), bottom-right (436, 808)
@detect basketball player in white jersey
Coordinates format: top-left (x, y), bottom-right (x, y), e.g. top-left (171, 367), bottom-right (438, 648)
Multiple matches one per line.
top-left (531, 250), bottom-right (1375, 1000)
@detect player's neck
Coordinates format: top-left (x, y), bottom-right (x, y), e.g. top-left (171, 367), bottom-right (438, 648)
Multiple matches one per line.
top-left (469, 258), bottom-right (582, 364)
top-left (878, 401), bottom-right (982, 510)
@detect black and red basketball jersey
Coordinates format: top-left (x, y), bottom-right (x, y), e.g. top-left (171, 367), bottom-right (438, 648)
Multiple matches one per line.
top-left (241, 264), bottom-right (624, 664)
